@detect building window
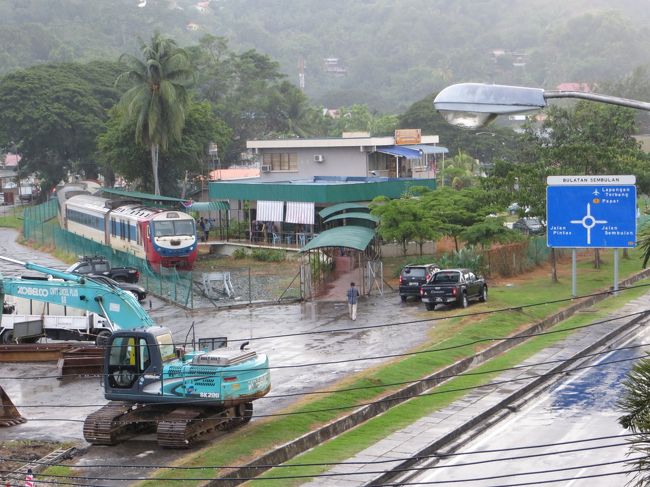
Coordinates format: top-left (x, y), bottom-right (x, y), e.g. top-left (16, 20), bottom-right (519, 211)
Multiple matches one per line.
top-left (263, 152), bottom-right (298, 171)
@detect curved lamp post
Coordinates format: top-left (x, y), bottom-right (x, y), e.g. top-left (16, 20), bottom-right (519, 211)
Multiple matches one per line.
top-left (433, 82), bottom-right (650, 129)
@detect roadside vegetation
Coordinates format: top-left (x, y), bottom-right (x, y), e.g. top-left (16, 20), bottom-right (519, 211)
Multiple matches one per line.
top-left (0, 207), bottom-right (22, 230)
top-left (143, 248), bottom-right (648, 486)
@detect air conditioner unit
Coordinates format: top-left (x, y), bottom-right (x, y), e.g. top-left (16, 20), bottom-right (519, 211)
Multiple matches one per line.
top-left (313, 154), bottom-right (325, 163)
top-left (261, 165), bottom-right (272, 172)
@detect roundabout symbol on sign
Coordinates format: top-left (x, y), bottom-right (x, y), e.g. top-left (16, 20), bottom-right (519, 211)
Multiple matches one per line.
top-left (569, 203), bottom-right (607, 245)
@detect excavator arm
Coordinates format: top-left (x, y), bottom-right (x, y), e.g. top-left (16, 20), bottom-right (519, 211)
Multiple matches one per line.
top-left (0, 256), bottom-right (154, 331)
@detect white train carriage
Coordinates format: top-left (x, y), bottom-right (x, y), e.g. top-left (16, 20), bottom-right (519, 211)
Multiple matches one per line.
top-left (61, 193), bottom-right (198, 270)
top-left (64, 194), bottom-right (111, 245)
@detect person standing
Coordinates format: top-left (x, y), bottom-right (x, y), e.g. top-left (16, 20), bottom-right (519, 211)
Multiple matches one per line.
top-left (347, 282), bottom-right (360, 321)
top-left (199, 217), bottom-right (206, 242)
top-left (204, 217), bottom-right (211, 242)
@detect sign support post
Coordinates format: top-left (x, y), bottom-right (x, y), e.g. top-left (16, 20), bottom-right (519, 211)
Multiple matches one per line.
top-left (571, 249), bottom-right (577, 298)
top-left (547, 175), bottom-right (636, 297)
top-left (614, 249), bottom-right (619, 293)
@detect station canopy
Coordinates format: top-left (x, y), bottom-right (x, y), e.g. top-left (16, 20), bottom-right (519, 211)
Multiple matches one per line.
top-left (100, 188), bottom-right (185, 203)
top-left (323, 212), bottom-right (379, 224)
top-left (301, 225), bottom-right (375, 252)
top-left (182, 201), bottom-right (230, 212)
top-left (319, 202), bottom-right (370, 219)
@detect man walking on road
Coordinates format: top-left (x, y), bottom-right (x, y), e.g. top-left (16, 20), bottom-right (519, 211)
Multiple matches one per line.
top-left (347, 282), bottom-right (360, 320)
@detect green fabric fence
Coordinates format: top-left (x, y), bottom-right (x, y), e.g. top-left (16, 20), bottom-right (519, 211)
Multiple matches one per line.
top-left (22, 199), bottom-right (195, 308)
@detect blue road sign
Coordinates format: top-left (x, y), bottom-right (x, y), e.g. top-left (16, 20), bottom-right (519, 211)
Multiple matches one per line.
top-left (547, 184), bottom-right (636, 248)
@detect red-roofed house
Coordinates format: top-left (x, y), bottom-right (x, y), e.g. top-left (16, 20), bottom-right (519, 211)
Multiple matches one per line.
top-left (2, 152), bottom-right (20, 168)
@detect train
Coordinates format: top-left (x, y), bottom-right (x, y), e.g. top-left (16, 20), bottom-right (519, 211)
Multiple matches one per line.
top-left (56, 182), bottom-right (198, 270)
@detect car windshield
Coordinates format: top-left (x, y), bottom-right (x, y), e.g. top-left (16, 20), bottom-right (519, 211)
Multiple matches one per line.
top-left (403, 268), bottom-right (426, 277)
top-left (432, 272), bottom-right (459, 283)
top-left (152, 219), bottom-right (195, 237)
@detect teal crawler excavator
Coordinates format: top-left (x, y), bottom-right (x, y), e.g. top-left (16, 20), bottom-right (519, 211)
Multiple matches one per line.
top-left (0, 256), bottom-right (271, 448)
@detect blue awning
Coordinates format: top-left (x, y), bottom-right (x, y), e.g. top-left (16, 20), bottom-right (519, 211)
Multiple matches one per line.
top-left (374, 146), bottom-right (422, 160)
top-left (404, 145), bottom-right (449, 155)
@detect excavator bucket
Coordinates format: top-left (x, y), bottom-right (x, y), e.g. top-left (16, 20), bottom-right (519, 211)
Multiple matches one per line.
top-left (0, 385), bottom-right (26, 426)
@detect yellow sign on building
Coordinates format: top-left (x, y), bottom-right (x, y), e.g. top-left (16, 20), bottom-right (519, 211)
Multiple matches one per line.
top-left (394, 128), bottom-right (421, 145)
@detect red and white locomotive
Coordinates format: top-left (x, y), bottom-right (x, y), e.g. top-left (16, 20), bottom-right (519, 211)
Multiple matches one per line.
top-left (57, 184), bottom-right (198, 270)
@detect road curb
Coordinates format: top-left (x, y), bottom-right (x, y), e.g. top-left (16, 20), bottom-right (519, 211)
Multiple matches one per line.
top-left (207, 268), bottom-right (650, 486)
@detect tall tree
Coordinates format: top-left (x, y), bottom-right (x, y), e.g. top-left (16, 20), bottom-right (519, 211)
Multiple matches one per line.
top-left (98, 101), bottom-right (230, 196)
top-left (116, 33), bottom-right (194, 195)
top-left (371, 195), bottom-right (438, 256)
top-left (0, 61), bottom-right (121, 193)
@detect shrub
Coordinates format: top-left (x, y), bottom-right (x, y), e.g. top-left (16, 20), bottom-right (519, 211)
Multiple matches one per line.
top-left (438, 247), bottom-right (485, 275)
top-left (232, 248), bottom-right (248, 259)
top-left (251, 249), bottom-right (285, 262)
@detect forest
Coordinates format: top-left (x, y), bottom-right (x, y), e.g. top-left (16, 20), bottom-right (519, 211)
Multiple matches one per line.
top-left (1, 0), bottom-right (650, 201)
top-left (1, 0), bottom-right (650, 111)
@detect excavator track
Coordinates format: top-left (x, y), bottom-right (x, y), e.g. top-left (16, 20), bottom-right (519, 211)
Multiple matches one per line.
top-left (85, 402), bottom-right (255, 448)
top-left (157, 402), bottom-right (254, 449)
top-left (83, 401), bottom-right (157, 445)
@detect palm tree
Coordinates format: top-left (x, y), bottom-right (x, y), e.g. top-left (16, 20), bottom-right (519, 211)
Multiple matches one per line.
top-left (116, 33), bottom-right (194, 195)
top-left (618, 356), bottom-right (650, 486)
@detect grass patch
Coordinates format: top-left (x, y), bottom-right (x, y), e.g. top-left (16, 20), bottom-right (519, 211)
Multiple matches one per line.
top-left (0, 206), bottom-right (24, 229)
top-left (139, 249), bottom-right (649, 486)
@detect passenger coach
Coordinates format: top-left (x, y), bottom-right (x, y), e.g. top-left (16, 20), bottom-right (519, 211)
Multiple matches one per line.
top-left (61, 193), bottom-right (198, 270)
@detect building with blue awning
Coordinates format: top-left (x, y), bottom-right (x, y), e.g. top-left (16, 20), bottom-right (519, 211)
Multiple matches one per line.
top-left (246, 132), bottom-right (446, 181)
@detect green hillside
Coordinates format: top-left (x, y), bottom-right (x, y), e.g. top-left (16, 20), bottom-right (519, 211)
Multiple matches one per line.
top-left (1, 0), bottom-right (649, 111)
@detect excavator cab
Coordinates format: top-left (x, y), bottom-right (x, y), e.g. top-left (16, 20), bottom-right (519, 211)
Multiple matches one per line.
top-left (104, 326), bottom-right (171, 400)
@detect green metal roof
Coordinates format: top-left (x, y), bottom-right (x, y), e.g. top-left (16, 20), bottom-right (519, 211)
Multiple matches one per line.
top-left (323, 212), bottom-right (379, 224)
top-left (319, 203), bottom-right (369, 218)
top-left (209, 178), bottom-right (437, 203)
top-left (184, 201), bottom-right (230, 212)
top-left (301, 225), bottom-right (375, 252)
top-left (100, 188), bottom-right (185, 203)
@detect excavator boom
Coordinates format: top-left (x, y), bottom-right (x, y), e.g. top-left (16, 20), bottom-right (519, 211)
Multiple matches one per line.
top-left (0, 256), bottom-right (154, 330)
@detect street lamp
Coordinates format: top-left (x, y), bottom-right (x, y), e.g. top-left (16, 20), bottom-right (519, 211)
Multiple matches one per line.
top-left (433, 82), bottom-right (650, 129)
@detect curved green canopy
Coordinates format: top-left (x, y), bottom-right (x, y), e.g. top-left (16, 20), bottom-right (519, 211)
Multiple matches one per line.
top-left (301, 225), bottom-right (375, 252)
top-left (184, 201), bottom-right (230, 212)
top-left (319, 203), bottom-right (370, 219)
top-left (323, 212), bottom-right (379, 224)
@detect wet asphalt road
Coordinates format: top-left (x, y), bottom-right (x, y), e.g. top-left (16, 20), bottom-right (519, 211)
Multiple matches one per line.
top-left (410, 318), bottom-right (650, 486)
top-left (0, 229), bottom-right (433, 484)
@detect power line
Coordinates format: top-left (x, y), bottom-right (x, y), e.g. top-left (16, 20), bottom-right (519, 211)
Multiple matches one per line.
top-left (3, 306), bottom-right (648, 382)
top-left (0, 455), bottom-right (640, 484)
top-left (385, 457), bottom-right (640, 485)
top-left (221, 281), bottom-right (650, 343)
top-left (9, 345), bottom-right (648, 422)
top-left (8, 340), bottom-right (650, 409)
top-left (0, 435), bottom-right (633, 471)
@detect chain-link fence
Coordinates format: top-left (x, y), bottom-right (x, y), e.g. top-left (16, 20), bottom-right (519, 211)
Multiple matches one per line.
top-left (481, 237), bottom-right (565, 278)
top-left (21, 200), bottom-right (304, 309)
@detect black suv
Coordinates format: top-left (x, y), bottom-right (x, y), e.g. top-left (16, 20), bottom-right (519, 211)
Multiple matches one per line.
top-left (399, 263), bottom-right (441, 302)
top-left (66, 256), bottom-right (140, 283)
